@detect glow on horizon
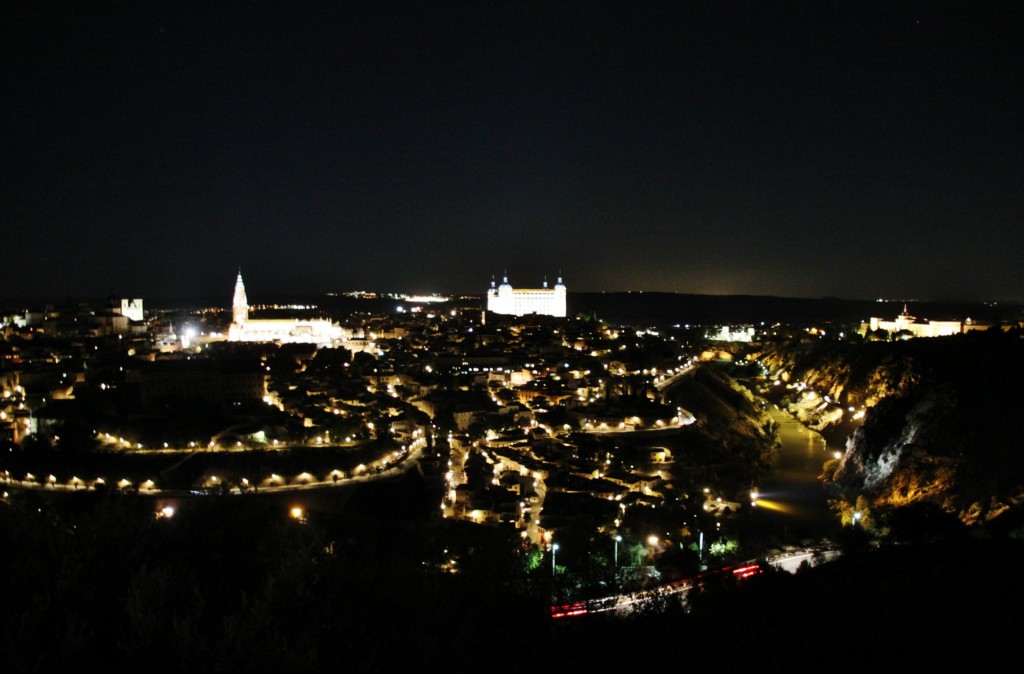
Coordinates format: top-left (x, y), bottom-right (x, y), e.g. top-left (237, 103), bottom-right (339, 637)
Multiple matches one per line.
top-left (401, 294), bottom-right (450, 303)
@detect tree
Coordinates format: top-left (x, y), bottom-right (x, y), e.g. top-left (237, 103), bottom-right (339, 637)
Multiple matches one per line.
top-left (495, 388), bottom-right (517, 404)
top-left (885, 502), bottom-right (965, 542)
top-left (867, 328), bottom-right (889, 341)
top-left (19, 433), bottom-right (53, 452)
top-left (56, 417), bottom-right (98, 454)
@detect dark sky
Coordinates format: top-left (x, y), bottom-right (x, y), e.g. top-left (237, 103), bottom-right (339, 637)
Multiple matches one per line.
top-left (2, 2), bottom-right (1022, 302)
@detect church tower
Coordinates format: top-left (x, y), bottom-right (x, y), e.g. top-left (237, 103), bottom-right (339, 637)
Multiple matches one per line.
top-left (232, 269), bottom-right (249, 325)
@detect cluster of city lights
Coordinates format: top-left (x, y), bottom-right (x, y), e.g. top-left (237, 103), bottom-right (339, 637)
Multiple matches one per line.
top-left (2, 438), bottom-right (423, 497)
top-left (774, 378), bottom-right (868, 421)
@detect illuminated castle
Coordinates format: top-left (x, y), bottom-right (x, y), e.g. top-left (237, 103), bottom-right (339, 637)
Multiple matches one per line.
top-left (227, 270), bottom-right (346, 346)
top-left (486, 273), bottom-right (566, 318)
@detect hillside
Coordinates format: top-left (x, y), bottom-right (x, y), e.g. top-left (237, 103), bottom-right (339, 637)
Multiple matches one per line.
top-left (755, 330), bottom-right (1024, 527)
top-left (570, 536), bottom-right (1024, 670)
top-left (666, 364), bottom-right (779, 479)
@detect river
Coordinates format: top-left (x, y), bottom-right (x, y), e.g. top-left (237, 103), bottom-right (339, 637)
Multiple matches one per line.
top-left (753, 405), bottom-right (842, 542)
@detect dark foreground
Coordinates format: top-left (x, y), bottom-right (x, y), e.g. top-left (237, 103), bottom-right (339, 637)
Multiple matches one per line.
top-left (2, 487), bottom-right (1020, 673)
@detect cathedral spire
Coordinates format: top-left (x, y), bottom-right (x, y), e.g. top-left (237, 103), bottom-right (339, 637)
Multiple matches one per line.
top-left (232, 269), bottom-right (249, 325)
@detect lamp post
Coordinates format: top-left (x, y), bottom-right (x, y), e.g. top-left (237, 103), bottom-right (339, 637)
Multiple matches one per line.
top-left (853, 511), bottom-right (862, 527)
top-left (551, 543), bottom-right (559, 575)
top-left (614, 535), bottom-right (622, 567)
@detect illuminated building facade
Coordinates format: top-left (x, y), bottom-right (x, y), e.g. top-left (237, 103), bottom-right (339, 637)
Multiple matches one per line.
top-left (119, 299), bottom-right (144, 322)
top-left (486, 274), bottom-right (566, 318)
top-left (227, 270), bottom-right (346, 347)
top-left (867, 305), bottom-right (962, 338)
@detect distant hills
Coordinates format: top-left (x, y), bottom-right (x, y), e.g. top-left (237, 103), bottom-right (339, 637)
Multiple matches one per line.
top-left (4, 291), bottom-right (1020, 328)
top-left (566, 292), bottom-right (1021, 327)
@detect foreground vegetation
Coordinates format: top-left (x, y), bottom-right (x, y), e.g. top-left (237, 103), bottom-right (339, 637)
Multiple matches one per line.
top-left (3, 480), bottom-right (1021, 673)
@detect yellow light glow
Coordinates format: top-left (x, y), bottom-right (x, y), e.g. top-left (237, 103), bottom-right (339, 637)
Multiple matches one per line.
top-left (748, 498), bottom-right (789, 513)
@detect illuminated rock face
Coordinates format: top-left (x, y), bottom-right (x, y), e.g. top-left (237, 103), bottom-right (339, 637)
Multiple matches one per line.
top-left (761, 336), bottom-right (1024, 524)
top-left (486, 274), bottom-right (566, 318)
top-left (227, 270), bottom-right (345, 347)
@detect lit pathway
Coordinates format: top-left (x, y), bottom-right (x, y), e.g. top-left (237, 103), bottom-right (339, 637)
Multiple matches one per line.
top-left (1, 439), bottom-right (426, 497)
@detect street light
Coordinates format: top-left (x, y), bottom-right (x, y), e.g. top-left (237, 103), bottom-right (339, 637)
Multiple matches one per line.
top-left (852, 511), bottom-right (862, 527)
top-left (614, 535), bottom-right (622, 567)
top-left (551, 543), bottom-right (559, 575)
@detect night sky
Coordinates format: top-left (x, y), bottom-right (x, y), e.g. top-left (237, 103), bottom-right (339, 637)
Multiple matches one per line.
top-left (3, 3), bottom-right (1022, 302)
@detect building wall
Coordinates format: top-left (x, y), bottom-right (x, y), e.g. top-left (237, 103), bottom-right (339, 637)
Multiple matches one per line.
top-left (228, 319), bottom-right (344, 347)
top-left (867, 315), bottom-right (962, 337)
top-left (486, 277), bottom-right (566, 317)
top-left (119, 299), bottom-right (144, 322)
top-left (138, 362), bottom-right (265, 406)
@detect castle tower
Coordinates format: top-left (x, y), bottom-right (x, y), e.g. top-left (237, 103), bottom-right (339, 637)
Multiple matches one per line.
top-left (232, 270), bottom-right (249, 325)
top-left (553, 273), bottom-right (567, 318)
top-left (498, 272), bottom-right (513, 299)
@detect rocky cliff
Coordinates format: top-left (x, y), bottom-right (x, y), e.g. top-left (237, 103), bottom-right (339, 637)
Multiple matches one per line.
top-left (663, 364), bottom-right (779, 488)
top-left (754, 330), bottom-right (1024, 526)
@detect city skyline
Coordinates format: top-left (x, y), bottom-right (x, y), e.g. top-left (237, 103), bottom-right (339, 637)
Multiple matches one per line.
top-left (3, 3), bottom-right (1022, 302)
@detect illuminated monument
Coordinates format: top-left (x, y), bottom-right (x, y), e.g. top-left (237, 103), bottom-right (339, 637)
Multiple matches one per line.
top-left (866, 304), bottom-right (962, 338)
top-left (486, 273), bottom-right (567, 318)
top-left (227, 270), bottom-right (346, 346)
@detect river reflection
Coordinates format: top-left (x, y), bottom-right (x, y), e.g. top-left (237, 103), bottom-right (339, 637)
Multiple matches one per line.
top-left (755, 406), bottom-right (841, 540)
